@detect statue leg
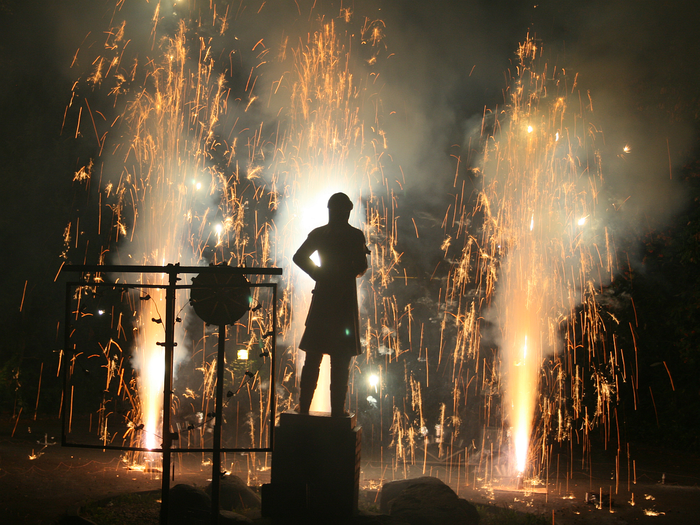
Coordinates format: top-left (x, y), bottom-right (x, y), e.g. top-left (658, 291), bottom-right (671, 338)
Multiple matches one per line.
top-left (330, 353), bottom-right (352, 417)
top-left (298, 351), bottom-right (323, 414)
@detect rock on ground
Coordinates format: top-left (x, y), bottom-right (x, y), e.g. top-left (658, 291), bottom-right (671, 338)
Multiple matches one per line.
top-left (168, 484), bottom-right (211, 525)
top-left (206, 475), bottom-right (261, 511)
top-left (379, 476), bottom-right (479, 525)
top-left (169, 482), bottom-right (252, 525)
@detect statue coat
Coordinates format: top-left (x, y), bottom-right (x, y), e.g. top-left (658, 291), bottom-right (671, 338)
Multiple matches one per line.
top-left (293, 222), bottom-right (369, 357)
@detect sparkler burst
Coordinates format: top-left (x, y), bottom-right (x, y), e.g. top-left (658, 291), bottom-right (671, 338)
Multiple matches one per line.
top-left (65, 0), bottom-right (396, 462)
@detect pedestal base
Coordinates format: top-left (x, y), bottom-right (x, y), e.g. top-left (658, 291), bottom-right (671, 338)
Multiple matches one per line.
top-left (263, 411), bottom-right (361, 518)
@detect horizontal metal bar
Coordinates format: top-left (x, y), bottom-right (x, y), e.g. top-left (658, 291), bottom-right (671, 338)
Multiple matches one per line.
top-left (170, 447), bottom-right (273, 453)
top-left (61, 264), bottom-right (283, 276)
top-left (66, 281), bottom-right (279, 290)
top-left (61, 442), bottom-right (272, 453)
top-left (61, 442), bottom-right (162, 453)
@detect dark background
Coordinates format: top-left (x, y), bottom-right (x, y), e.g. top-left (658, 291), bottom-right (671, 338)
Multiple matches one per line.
top-left (1, 0), bottom-right (699, 451)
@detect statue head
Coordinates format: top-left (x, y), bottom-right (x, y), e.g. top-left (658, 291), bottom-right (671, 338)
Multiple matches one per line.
top-left (327, 192), bottom-right (353, 224)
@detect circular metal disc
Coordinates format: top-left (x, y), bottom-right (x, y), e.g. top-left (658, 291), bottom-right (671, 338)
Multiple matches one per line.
top-left (190, 271), bottom-right (251, 326)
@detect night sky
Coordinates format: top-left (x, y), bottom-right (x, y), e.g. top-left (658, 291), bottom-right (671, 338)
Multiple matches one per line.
top-left (1, 0), bottom-right (700, 450)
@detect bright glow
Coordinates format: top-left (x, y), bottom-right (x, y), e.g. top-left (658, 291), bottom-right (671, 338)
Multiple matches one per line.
top-left (98, 309), bottom-right (105, 315)
top-left (195, 181), bottom-right (202, 190)
top-left (527, 125), bottom-right (533, 133)
top-left (369, 374), bottom-right (379, 392)
top-left (623, 144), bottom-right (631, 153)
top-left (514, 337), bottom-right (529, 471)
top-left (215, 223), bottom-right (223, 235)
top-left (140, 340), bottom-right (165, 450)
top-left (514, 427), bottom-right (529, 473)
top-left (529, 215), bottom-right (534, 231)
top-left (578, 216), bottom-right (588, 226)
top-left (310, 250), bottom-right (321, 267)
top-left (237, 349), bottom-right (249, 360)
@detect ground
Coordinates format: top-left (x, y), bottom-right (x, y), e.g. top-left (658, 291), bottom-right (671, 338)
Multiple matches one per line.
top-left (1, 416), bottom-right (699, 524)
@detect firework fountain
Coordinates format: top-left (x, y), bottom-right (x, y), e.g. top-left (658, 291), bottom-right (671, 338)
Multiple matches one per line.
top-left (63, 0), bottom-right (628, 491)
top-left (64, 0), bottom-right (395, 465)
top-left (469, 38), bottom-right (613, 479)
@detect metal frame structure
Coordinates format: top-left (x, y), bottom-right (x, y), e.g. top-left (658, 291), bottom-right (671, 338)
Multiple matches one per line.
top-left (61, 264), bottom-right (282, 524)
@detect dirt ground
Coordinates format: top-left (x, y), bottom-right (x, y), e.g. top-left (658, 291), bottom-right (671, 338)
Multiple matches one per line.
top-left (1, 416), bottom-right (699, 524)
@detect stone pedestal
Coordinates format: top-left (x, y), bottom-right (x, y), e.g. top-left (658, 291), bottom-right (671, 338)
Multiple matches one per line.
top-left (262, 411), bottom-right (361, 519)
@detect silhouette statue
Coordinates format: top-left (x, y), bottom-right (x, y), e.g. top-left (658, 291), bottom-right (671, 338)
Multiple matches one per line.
top-left (293, 192), bottom-right (370, 416)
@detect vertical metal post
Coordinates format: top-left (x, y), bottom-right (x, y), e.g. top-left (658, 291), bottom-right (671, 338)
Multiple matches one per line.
top-left (160, 266), bottom-right (178, 525)
top-left (61, 282), bottom-right (72, 446)
top-left (270, 283), bottom-right (277, 446)
top-left (211, 325), bottom-right (226, 524)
